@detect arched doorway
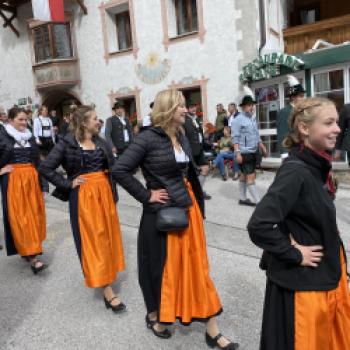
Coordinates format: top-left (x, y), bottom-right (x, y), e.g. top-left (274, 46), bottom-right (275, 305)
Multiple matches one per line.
top-left (42, 90), bottom-right (81, 124)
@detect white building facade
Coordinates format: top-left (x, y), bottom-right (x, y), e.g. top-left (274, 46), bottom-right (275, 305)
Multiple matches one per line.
top-left (0, 0), bottom-right (264, 125)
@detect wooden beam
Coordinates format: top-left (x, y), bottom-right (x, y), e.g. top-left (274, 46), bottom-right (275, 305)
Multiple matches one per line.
top-left (0, 3), bottom-right (16, 13)
top-left (0, 9), bottom-right (19, 36)
top-left (76, 0), bottom-right (87, 15)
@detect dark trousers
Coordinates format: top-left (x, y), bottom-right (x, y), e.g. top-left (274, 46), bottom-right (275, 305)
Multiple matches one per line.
top-left (138, 211), bottom-right (166, 314)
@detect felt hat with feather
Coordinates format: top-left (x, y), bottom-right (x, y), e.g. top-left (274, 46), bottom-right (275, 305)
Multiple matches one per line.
top-left (287, 75), bottom-right (306, 97)
top-left (240, 85), bottom-right (257, 106)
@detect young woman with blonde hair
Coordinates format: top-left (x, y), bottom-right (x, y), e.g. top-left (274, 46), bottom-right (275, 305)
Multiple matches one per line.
top-left (39, 105), bottom-right (125, 312)
top-left (248, 97), bottom-right (350, 350)
top-left (113, 89), bottom-right (239, 349)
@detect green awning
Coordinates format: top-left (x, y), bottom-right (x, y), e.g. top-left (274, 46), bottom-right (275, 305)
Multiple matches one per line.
top-left (297, 44), bottom-right (350, 69)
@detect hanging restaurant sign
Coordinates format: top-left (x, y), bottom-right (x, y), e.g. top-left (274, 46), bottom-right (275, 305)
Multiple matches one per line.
top-left (240, 53), bottom-right (304, 83)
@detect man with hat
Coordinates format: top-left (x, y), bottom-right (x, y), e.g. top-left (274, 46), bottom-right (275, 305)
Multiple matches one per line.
top-left (183, 98), bottom-right (211, 200)
top-left (277, 75), bottom-right (305, 158)
top-left (232, 86), bottom-right (267, 206)
top-left (105, 99), bottom-right (133, 156)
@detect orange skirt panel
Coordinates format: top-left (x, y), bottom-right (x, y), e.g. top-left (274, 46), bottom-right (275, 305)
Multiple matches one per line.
top-left (295, 250), bottom-right (350, 350)
top-left (7, 163), bottom-right (46, 256)
top-left (77, 171), bottom-right (125, 288)
top-left (159, 180), bottom-right (222, 324)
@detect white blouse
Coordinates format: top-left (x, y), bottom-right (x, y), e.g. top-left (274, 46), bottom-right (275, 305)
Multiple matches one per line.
top-left (174, 146), bottom-right (189, 163)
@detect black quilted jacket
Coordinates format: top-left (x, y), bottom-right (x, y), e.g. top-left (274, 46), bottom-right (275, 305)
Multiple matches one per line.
top-left (38, 133), bottom-right (118, 201)
top-left (112, 127), bottom-right (204, 215)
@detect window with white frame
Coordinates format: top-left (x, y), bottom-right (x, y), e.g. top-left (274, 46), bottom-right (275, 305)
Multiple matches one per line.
top-left (255, 84), bottom-right (280, 130)
top-left (106, 2), bottom-right (132, 53)
top-left (168, 0), bottom-right (198, 38)
top-left (313, 69), bottom-right (344, 111)
top-left (255, 84), bottom-right (280, 157)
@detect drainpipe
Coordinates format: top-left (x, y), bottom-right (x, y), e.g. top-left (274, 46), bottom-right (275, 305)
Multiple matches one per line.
top-left (258, 0), bottom-right (267, 55)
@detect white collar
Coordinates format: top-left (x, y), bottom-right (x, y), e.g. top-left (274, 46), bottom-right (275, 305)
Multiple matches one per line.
top-left (5, 124), bottom-right (32, 145)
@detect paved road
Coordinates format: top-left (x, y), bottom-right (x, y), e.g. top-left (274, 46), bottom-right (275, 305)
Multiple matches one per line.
top-left (0, 171), bottom-right (349, 350)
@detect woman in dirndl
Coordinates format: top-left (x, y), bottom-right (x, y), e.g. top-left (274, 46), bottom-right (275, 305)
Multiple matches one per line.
top-left (113, 89), bottom-right (239, 349)
top-left (0, 107), bottom-right (47, 274)
top-left (248, 97), bottom-right (350, 350)
top-left (39, 105), bottom-right (125, 313)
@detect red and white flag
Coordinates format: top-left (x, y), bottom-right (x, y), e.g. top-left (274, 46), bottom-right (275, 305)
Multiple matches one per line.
top-left (32, 0), bottom-right (65, 22)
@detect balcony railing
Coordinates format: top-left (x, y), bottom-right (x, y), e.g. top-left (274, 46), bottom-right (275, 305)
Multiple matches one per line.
top-left (283, 14), bottom-right (350, 54)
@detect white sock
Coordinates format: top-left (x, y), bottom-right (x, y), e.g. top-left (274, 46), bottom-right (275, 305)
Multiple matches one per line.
top-left (239, 181), bottom-right (247, 201)
top-left (199, 174), bottom-right (206, 188)
top-left (247, 183), bottom-right (261, 203)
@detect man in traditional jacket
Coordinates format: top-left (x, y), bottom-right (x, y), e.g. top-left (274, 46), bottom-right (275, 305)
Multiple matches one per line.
top-left (105, 100), bottom-right (133, 156)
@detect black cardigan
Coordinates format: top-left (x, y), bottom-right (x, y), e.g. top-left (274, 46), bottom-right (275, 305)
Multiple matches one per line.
top-left (0, 128), bottom-right (47, 191)
top-left (248, 147), bottom-right (342, 291)
top-left (112, 127), bottom-right (204, 216)
top-left (38, 133), bottom-right (118, 202)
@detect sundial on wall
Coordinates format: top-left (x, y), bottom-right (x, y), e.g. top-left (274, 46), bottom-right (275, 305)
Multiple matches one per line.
top-left (135, 52), bottom-right (171, 85)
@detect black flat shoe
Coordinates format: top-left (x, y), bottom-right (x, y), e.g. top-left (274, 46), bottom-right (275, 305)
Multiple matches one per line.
top-left (238, 199), bottom-right (256, 207)
top-left (30, 260), bottom-right (48, 275)
top-left (104, 297), bottom-right (126, 313)
top-left (205, 332), bottom-right (239, 349)
top-left (145, 315), bottom-right (171, 339)
top-left (204, 192), bottom-right (212, 200)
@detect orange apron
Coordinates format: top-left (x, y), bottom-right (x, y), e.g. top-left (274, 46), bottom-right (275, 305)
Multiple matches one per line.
top-left (159, 180), bottom-right (222, 323)
top-left (77, 171), bottom-right (125, 288)
top-left (7, 163), bottom-right (46, 256)
top-left (295, 249), bottom-right (350, 350)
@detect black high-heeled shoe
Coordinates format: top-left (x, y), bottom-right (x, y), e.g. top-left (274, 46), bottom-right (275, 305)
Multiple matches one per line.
top-left (104, 297), bottom-right (126, 313)
top-left (30, 260), bottom-right (48, 275)
top-left (145, 314), bottom-right (171, 339)
top-left (205, 332), bottom-right (239, 349)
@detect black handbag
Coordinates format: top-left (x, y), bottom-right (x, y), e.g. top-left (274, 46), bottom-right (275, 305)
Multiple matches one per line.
top-left (156, 206), bottom-right (189, 232)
